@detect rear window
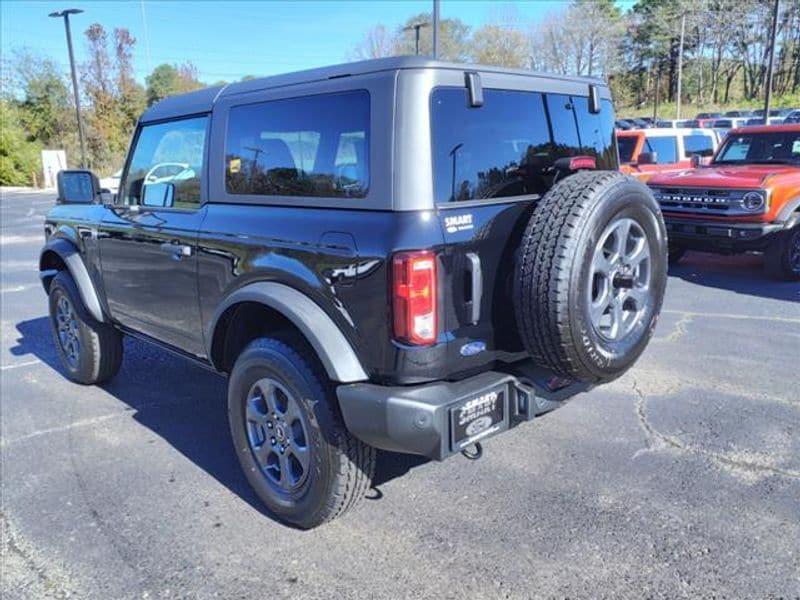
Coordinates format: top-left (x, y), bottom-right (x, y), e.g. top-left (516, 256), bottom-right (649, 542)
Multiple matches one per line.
top-left (644, 136), bottom-right (678, 163)
top-left (430, 87), bottom-right (615, 203)
top-left (225, 90), bottom-right (369, 198)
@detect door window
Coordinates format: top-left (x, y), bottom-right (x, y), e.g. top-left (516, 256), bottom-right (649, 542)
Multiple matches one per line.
top-left (122, 116), bottom-right (208, 209)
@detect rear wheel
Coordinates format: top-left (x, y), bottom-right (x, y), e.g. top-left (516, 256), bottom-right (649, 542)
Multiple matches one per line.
top-left (514, 171), bottom-right (667, 384)
top-left (228, 337), bottom-right (374, 529)
top-left (765, 224), bottom-right (800, 281)
top-left (48, 271), bottom-right (122, 384)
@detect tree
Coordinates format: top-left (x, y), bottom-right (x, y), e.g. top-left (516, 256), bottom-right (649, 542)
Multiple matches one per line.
top-left (115, 28), bottom-right (146, 129)
top-left (0, 101), bottom-right (42, 186)
top-left (529, 0), bottom-right (624, 77)
top-left (393, 13), bottom-right (471, 61)
top-left (145, 63), bottom-right (203, 106)
top-left (350, 24), bottom-right (395, 60)
top-left (472, 25), bottom-right (530, 68)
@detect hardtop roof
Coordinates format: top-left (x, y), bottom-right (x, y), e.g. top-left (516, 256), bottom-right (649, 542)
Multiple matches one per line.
top-left (139, 56), bottom-right (608, 123)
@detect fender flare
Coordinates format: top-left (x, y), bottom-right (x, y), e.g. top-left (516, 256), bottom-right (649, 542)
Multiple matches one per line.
top-left (39, 238), bottom-right (106, 323)
top-left (776, 196), bottom-right (800, 228)
top-left (208, 282), bottom-right (368, 383)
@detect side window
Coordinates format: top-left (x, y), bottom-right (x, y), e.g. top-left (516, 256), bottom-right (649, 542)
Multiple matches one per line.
top-left (123, 116), bottom-right (208, 209)
top-left (225, 90), bottom-right (370, 198)
top-left (431, 88), bottom-right (551, 202)
top-left (645, 136), bottom-right (678, 163)
top-left (684, 134), bottom-right (714, 157)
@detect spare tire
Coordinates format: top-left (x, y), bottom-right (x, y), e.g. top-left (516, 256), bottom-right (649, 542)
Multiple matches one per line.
top-left (514, 170), bottom-right (667, 384)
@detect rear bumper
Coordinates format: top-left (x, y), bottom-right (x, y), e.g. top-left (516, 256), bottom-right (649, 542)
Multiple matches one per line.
top-left (336, 362), bottom-right (589, 461)
top-left (664, 215), bottom-right (785, 252)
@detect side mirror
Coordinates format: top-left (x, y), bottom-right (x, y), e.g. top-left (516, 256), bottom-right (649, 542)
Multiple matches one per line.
top-left (141, 182), bottom-right (175, 208)
top-left (56, 169), bottom-right (101, 204)
top-left (637, 152), bottom-right (657, 165)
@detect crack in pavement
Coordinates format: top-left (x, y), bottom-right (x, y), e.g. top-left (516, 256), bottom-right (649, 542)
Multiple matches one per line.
top-left (659, 313), bottom-right (694, 343)
top-left (1, 511), bottom-right (78, 598)
top-left (632, 377), bottom-right (800, 482)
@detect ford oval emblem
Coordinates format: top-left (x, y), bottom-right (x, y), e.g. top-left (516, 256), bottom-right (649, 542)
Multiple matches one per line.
top-left (465, 416), bottom-right (493, 437)
top-left (460, 341), bottom-right (486, 357)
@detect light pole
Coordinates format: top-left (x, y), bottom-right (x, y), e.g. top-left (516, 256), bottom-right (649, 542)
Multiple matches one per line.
top-left (432, 0), bottom-right (440, 59)
top-left (675, 13), bottom-right (686, 120)
top-left (49, 8), bottom-right (87, 168)
top-left (403, 22), bottom-right (429, 55)
top-left (764, 0), bottom-right (780, 118)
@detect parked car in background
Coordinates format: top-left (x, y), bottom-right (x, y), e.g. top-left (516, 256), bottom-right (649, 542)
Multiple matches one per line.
top-left (696, 112), bottom-right (722, 120)
top-left (745, 117), bottom-right (784, 126)
top-left (654, 119), bottom-right (698, 129)
top-left (723, 110), bottom-right (753, 118)
top-left (618, 127), bottom-right (719, 181)
top-left (648, 124), bottom-right (800, 280)
top-left (710, 118), bottom-right (748, 137)
top-left (99, 169), bottom-right (122, 194)
top-left (615, 119), bottom-right (634, 130)
top-left (785, 110), bottom-right (800, 124)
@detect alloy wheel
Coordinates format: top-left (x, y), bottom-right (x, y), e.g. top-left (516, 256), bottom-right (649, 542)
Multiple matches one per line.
top-left (55, 295), bottom-right (81, 369)
top-left (588, 217), bottom-right (652, 341)
top-left (245, 377), bottom-right (311, 491)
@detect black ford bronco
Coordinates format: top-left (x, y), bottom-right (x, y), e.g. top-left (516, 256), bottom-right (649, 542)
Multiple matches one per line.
top-left (41, 57), bottom-right (667, 528)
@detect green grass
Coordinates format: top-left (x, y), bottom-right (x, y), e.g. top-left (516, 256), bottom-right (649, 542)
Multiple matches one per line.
top-left (618, 92), bottom-right (800, 120)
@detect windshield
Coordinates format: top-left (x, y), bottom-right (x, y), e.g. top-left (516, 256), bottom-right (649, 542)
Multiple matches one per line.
top-left (617, 136), bottom-right (637, 163)
top-left (714, 131), bottom-right (800, 165)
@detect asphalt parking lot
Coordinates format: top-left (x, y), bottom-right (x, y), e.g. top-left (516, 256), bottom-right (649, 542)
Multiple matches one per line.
top-left (1, 188), bottom-right (799, 599)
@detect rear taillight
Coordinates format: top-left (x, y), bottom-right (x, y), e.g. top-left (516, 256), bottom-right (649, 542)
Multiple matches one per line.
top-left (392, 251), bottom-right (438, 345)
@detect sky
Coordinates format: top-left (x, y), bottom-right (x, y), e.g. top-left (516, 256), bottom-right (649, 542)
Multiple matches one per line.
top-left (2, 0), bottom-right (636, 85)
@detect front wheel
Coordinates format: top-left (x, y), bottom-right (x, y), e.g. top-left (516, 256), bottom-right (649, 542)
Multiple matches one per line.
top-left (228, 337), bottom-right (375, 529)
top-left (765, 224), bottom-right (800, 281)
top-left (48, 271), bottom-right (122, 384)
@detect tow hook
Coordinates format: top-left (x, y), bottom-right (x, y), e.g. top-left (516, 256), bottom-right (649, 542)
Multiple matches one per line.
top-left (461, 442), bottom-right (483, 460)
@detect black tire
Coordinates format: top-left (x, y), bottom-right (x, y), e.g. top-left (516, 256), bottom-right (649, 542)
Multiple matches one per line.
top-left (227, 337), bottom-right (375, 529)
top-left (48, 271), bottom-right (123, 385)
top-left (668, 244), bottom-right (687, 266)
top-left (514, 170), bottom-right (667, 384)
top-left (764, 224), bottom-right (800, 281)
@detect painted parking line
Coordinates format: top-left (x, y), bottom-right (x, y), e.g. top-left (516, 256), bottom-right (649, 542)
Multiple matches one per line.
top-left (0, 359), bottom-right (42, 371)
top-left (662, 309), bottom-right (800, 325)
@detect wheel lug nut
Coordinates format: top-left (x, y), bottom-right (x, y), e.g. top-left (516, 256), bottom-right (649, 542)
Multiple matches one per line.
top-left (267, 421), bottom-right (273, 429)
top-left (270, 437), bottom-right (276, 445)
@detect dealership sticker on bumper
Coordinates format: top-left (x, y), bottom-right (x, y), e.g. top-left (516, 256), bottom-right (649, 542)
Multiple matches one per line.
top-left (450, 389), bottom-right (506, 450)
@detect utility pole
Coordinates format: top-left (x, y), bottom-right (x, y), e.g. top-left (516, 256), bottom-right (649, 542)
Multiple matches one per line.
top-left (764, 0), bottom-right (780, 118)
top-left (432, 0), bottom-right (440, 59)
top-left (403, 22), bottom-right (429, 55)
top-left (653, 64), bottom-right (662, 121)
top-left (675, 13), bottom-right (686, 120)
top-left (49, 8), bottom-right (87, 168)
